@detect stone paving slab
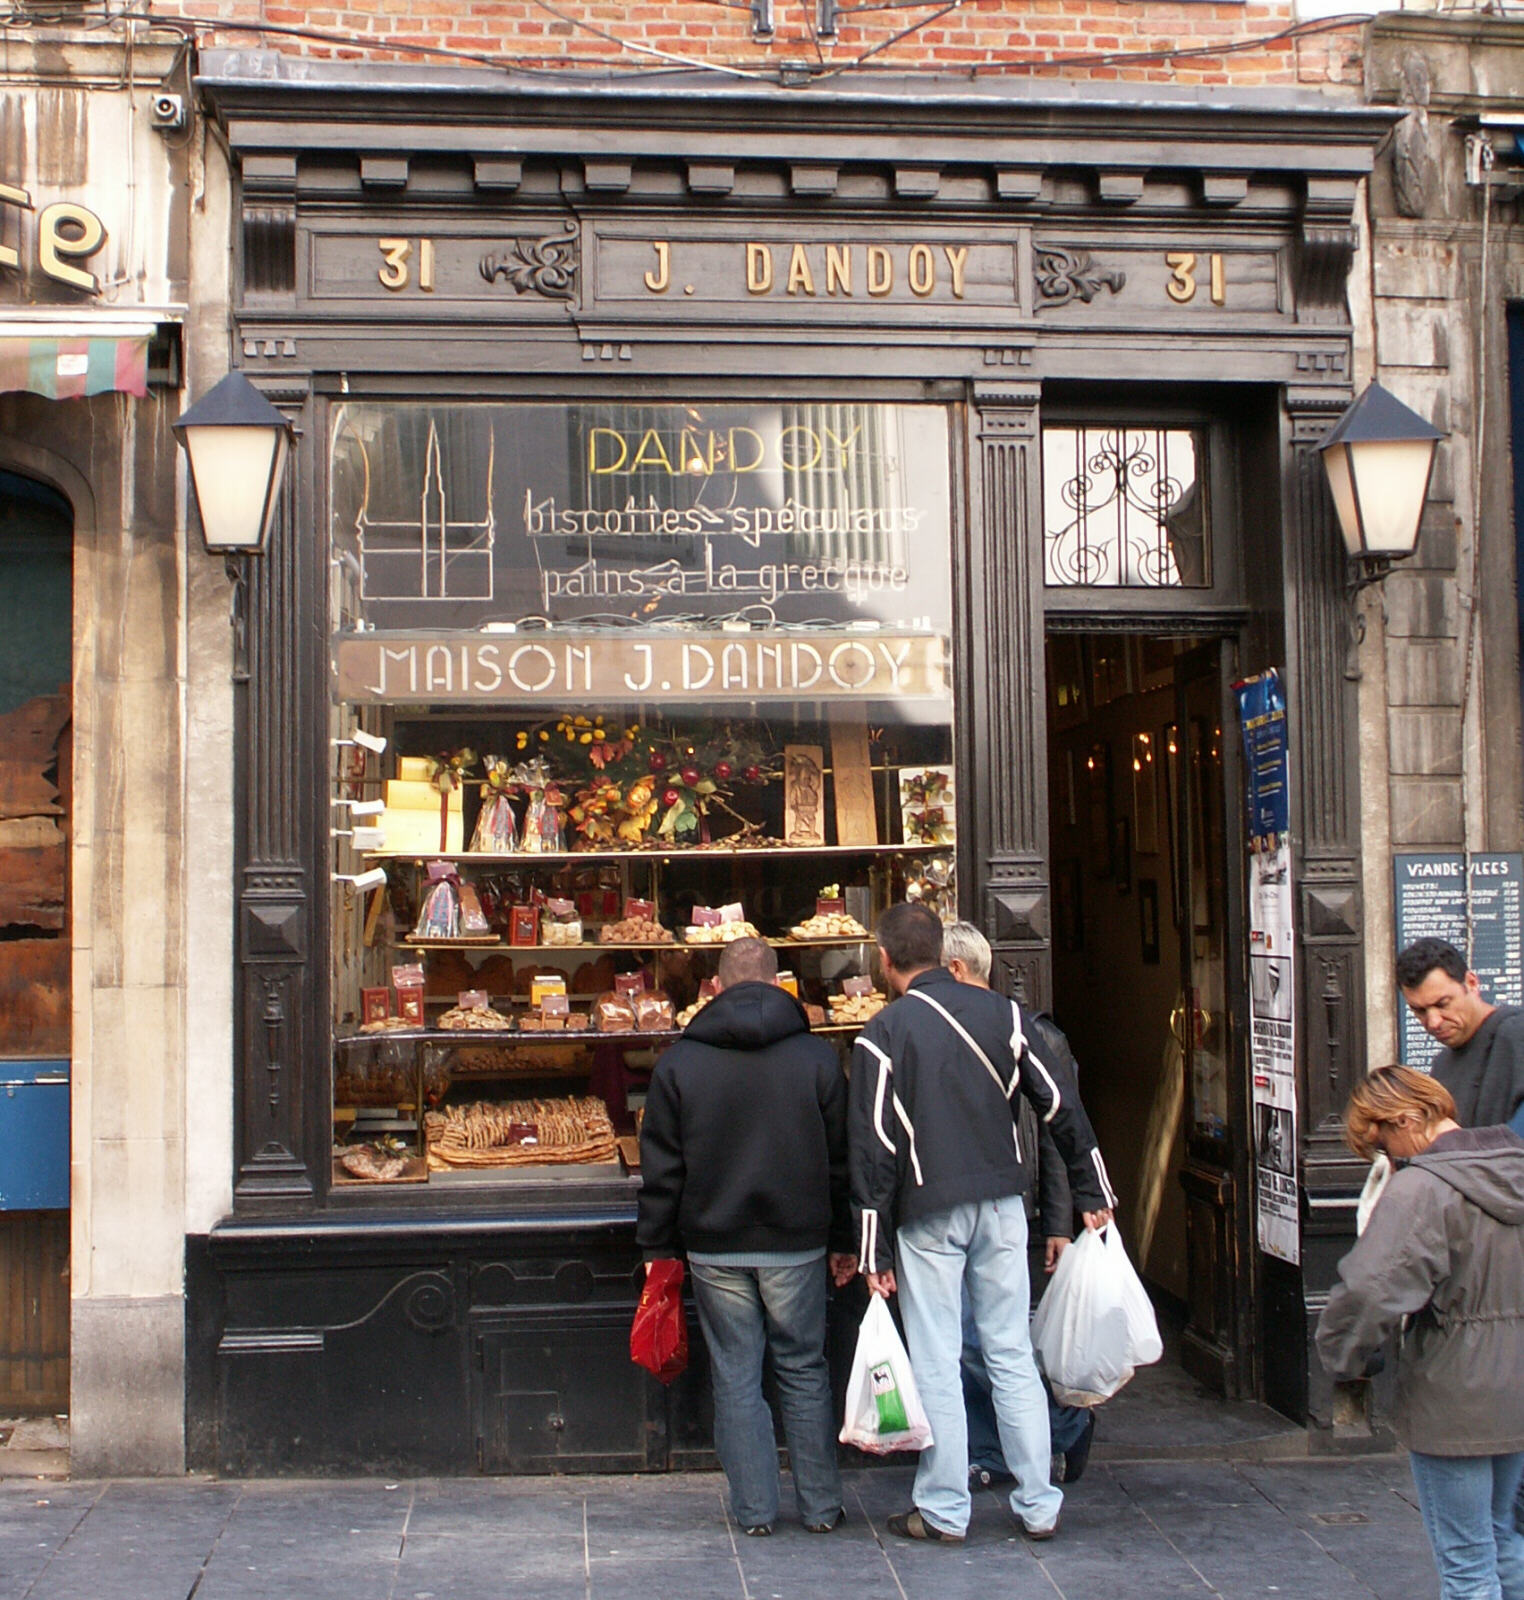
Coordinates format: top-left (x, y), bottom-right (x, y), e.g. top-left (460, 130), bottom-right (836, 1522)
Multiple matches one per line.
top-left (0, 1457), bottom-right (1437, 1600)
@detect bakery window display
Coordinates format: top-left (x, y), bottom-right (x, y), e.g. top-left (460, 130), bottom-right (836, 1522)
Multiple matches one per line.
top-left (331, 708), bottom-right (958, 1188)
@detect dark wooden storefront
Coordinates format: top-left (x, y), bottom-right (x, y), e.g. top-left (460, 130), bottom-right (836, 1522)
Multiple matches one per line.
top-left (187, 58), bottom-right (1394, 1473)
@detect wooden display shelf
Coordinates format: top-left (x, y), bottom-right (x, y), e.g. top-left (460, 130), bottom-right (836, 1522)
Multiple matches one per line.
top-left (396, 935), bottom-right (872, 953)
top-left (337, 1025), bottom-right (681, 1046)
top-left (366, 841), bottom-right (948, 864)
top-left (397, 938), bottom-right (680, 952)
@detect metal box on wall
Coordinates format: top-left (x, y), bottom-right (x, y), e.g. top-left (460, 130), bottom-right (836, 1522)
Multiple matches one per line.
top-left (0, 1059), bottom-right (69, 1210)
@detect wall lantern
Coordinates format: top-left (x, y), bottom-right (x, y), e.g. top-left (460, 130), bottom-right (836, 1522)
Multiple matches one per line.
top-left (1317, 380), bottom-right (1442, 598)
top-left (172, 371), bottom-right (295, 681)
top-left (172, 369), bottom-right (294, 555)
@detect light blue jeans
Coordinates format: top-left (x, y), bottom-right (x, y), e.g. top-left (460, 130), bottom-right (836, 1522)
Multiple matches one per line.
top-left (896, 1196), bottom-right (1062, 1536)
top-left (1408, 1450), bottom-right (1524, 1600)
top-left (689, 1258), bottom-right (842, 1529)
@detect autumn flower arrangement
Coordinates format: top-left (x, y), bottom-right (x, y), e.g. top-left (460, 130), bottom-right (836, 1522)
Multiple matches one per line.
top-left (508, 716), bottom-right (779, 848)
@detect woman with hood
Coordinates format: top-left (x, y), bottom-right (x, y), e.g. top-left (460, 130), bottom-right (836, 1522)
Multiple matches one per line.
top-left (1317, 1065), bottom-right (1524, 1600)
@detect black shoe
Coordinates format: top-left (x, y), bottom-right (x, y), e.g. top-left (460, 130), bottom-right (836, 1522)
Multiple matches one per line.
top-left (1062, 1412), bottom-right (1096, 1485)
top-left (804, 1508), bottom-right (844, 1533)
top-left (742, 1523), bottom-right (773, 1537)
top-left (887, 1509), bottom-right (964, 1543)
top-left (969, 1463), bottom-right (1015, 1490)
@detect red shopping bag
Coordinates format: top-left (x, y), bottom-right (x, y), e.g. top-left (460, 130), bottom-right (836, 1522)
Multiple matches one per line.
top-left (631, 1259), bottom-right (688, 1383)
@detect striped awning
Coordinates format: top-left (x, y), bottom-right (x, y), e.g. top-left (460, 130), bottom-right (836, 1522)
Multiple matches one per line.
top-left (0, 333), bottom-right (149, 400)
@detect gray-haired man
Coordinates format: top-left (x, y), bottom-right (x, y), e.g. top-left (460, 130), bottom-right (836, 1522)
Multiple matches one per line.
top-left (942, 922), bottom-right (1103, 1488)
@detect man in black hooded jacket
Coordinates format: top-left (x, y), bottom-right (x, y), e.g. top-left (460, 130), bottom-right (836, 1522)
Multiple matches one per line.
top-left (638, 936), bottom-right (856, 1538)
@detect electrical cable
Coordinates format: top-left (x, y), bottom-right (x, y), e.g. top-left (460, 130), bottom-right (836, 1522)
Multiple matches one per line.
top-left (1458, 134), bottom-right (1496, 964)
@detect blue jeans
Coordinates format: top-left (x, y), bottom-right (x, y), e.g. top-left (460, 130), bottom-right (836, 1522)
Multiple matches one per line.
top-left (689, 1258), bottom-right (842, 1529)
top-left (962, 1307), bottom-right (1091, 1466)
top-left (896, 1197), bottom-right (1063, 1536)
top-left (1408, 1450), bottom-right (1524, 1600)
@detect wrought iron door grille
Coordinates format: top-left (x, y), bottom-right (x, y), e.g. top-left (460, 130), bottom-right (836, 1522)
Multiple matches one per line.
top-left (1043, 427), bottom-right (1210, 589)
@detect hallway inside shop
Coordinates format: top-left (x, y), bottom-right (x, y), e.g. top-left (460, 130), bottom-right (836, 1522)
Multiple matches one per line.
top-left (1044, 630), bottom-right (1260, 1410)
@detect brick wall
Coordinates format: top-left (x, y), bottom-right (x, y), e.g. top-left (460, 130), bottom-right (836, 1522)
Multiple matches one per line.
top-left (155, 0), bottom-right (1365, 88)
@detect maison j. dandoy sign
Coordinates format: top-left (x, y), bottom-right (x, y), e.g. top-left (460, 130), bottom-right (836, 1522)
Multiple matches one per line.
top-left (334, 629), bottom-right (947, 705)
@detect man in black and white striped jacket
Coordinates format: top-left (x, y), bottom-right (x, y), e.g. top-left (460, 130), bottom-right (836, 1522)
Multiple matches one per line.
top-left (848, 902), bottom-right (1114, 1546)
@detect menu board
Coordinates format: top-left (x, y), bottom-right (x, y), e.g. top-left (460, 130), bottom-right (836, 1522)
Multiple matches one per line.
top-left (1394, 852), bottom-right (1524, 1070)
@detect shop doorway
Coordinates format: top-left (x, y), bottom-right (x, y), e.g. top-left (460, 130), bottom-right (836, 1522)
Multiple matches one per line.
top-left (0, 468), bottom-right (73, 1416)
top-left (1045, 631), bottom-right (1252, 1398)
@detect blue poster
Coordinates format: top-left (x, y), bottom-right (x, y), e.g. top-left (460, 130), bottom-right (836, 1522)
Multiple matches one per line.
top-left (1235, 669), bottom-right (1289, 848)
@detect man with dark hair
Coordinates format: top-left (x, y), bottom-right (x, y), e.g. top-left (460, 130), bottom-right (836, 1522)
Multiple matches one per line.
top-left (849, 903), bottom-right (1115, 1545)
top-left (638, 936), bottom-right (857, 1537)
top-left (1396, 936), bottom-right (1524, 1132)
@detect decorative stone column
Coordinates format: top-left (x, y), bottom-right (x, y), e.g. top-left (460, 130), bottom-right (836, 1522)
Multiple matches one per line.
top-left (968, 383), bottom-right (1050, 1011)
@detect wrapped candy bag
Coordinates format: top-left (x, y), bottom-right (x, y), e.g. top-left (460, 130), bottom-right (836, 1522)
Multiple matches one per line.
top-left (514, 759), bottom-right (566, 854)
top-left (411, 861), bottom-right (462, 940)
top-left (471, 757), bottom-right (519, 854)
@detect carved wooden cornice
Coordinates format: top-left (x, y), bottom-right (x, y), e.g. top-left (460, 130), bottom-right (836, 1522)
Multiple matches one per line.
top-left (203, 56), bottom-right (1398, 226)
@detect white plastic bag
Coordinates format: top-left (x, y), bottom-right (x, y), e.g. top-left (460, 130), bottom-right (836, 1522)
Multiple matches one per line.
top-left (1031, 1223), bottom-right (1163, 1407)
top-left (838, 1293), bottom-right (934, 1453)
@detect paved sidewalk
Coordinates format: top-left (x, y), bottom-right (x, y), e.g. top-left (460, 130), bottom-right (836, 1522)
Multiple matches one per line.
top-left (0, 1456), bottom-right (1433, 1600)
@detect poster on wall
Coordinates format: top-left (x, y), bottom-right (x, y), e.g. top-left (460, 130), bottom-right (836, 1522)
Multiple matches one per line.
top-left (1393, 853), bottom-right (1524, 1072)
top-left (1235, 669), bottom-right (1299, 1266)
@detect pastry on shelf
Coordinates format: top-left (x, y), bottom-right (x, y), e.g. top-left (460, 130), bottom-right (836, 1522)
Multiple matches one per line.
top-left (599, 914), bottom-right (674, 944)
top-left (437, 1000), bottom-right (514, 1031)
top-left (674, 993), bottom-right (712, 1028)
top-left (425, 1095), bottom-right (617, 1167)
top-left (828, 990), bottom-right (889, 1024)
top-left (788, 911), bottom-right (870, 940)
top-left (358, 1016), bottom-right (417, 1035)
top-left (681, 919), bottom-right (762, 944)
top-left (338, 1141), bottom-right (410, 1182)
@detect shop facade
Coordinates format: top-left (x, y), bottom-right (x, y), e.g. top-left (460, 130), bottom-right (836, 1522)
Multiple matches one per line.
top-left (183, 56), bottom-right (1398, 1473)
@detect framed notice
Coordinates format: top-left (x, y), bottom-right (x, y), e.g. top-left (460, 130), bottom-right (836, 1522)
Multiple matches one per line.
top-left (1394, 853), bottom-right (1524, 1071)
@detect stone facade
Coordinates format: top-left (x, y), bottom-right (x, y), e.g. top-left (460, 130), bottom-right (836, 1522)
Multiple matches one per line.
top-left (1359, 14), bottom-right (1524, 1058)
top-left (0, 38), bottom-right (208, 1475)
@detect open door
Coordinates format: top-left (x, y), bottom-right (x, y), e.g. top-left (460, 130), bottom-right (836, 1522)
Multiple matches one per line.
top-left (1170, 643), bottom-right (1251, 1395)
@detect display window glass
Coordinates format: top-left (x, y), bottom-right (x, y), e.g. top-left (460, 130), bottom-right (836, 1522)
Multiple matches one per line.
top-left (326, 401), bottom-right (958, 1190)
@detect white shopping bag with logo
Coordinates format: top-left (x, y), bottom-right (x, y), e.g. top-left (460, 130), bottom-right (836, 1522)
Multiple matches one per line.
top-left (1031, 1223), bottom-right (1162, 1406)
top-left (839, 1293), bottom-right (934, 1453)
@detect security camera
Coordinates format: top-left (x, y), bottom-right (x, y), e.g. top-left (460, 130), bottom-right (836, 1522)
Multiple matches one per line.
top-left (150, 92), bottom-right (186, 131)
top-left (332, 797), bottom-right (386, 818)
top-left (353, 728), bottom-right (387, 754)
top-left (349, 827), bottom-right (387, 853)
top-left (335, 867), bottom-right (389, 894)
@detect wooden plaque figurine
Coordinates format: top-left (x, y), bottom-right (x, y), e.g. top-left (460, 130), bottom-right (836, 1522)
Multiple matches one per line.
top-left (784, 745), bottom-right (826, 846)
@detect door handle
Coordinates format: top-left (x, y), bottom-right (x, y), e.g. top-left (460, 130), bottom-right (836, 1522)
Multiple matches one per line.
top-left (1169, 1000), bottom-right (1208, 1050)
